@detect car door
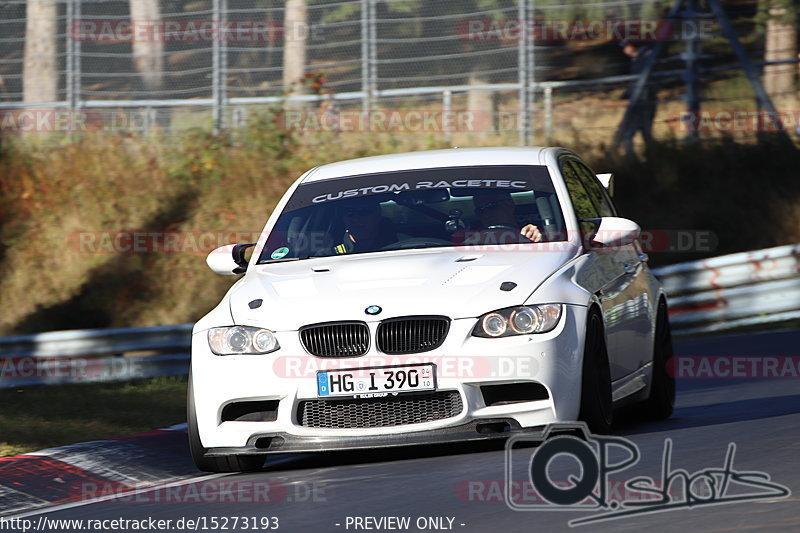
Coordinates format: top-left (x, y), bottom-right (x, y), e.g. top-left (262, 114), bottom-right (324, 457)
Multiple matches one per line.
top-left (568, 158), bottom-right (652, 380)
top-left (560, 156), bottom-right (631, 382)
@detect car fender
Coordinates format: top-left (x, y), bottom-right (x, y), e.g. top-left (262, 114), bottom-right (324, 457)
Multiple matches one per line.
top-left (192, 278), bottom-right (243, 334)
top-left (524, 254), bottom-right (594, 308)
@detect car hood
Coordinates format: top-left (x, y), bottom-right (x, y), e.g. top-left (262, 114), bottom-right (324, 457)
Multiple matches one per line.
top-left (229, 247), bottom-right (577, 330)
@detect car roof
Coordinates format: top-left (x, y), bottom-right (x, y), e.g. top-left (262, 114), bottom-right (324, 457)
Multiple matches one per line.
top-left (301, 146), bottom-right (554, 183)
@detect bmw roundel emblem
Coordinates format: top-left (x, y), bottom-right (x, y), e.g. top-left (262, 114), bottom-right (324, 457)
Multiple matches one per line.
top-left (365, 305), bottom-right (382, 315)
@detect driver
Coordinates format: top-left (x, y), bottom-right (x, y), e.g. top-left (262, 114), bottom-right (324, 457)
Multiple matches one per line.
top-left (334, 198), bottom-right (398, 254)
top-left (473, 190), bottom-right (542, 242)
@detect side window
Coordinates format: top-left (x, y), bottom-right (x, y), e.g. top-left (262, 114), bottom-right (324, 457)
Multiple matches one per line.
top-left (561, 159), bottom-right (598, 220)
top-left (560, 159), bottom-right (599, 236)
top-left (569, 160), bottom-right (616, 217)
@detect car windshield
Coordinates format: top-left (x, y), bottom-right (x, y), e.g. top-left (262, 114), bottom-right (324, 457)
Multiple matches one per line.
top-left (257, 165), bottom-right (567, 263)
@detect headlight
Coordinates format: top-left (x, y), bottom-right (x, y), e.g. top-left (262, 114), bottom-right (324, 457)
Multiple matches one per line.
top-left (481, 313), bottom-right (507, 336)
top-left (472, 304), bottom-right (562, 338)
top-left (207, 326), bottom-right (280, 355)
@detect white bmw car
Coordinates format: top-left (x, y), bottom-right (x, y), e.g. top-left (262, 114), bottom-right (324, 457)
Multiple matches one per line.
top-left (188, 147), bottom-right (674, 472)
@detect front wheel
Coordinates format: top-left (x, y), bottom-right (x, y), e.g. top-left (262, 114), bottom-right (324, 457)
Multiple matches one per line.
top-left (578, 309), bottom-right (614, 433)
top-left (187, 370), bottom-right (265, 473)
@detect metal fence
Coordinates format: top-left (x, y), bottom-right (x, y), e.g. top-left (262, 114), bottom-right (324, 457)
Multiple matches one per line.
top-left (1, 244), bottom-right (797, 387)
top-left (1, 0), bottom-right (796, 143)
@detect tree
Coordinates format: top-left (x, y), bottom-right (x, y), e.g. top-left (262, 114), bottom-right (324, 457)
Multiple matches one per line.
top-left (23, 0), bottom-right (58, 104)
top-left (760, 0), bottom-right (797, 98)
top-left (283, 0), bottom-right (308, 99)
top-left (129, 0), bottom-right (164, 91)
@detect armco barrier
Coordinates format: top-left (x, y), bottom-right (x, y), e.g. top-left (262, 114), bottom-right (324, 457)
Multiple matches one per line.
top-left (0, 244), bottom-right (797, 387)
top-left (0, 325), bottom-right (192, 388)
top-left (652, 243), bottom-right (800, 335)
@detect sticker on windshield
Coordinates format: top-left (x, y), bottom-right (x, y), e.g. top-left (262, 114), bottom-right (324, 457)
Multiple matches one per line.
top-left (270, 247), bottom-right (290, 259)
top-left (311, 179), bottom-right (528, 204)
top-left (283, 165), bottom-right (554, 212)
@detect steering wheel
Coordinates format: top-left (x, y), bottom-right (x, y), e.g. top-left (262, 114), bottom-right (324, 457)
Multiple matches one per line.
top-left (483, 224), bottom-right (534, 243)
top-left (380, 237), bottom-right (452, 251)
top-left (485, 224), bottom-right (519, 231)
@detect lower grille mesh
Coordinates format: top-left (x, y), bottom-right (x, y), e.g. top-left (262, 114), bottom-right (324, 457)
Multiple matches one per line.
top-left (297, 391), bottom-right (463, 429)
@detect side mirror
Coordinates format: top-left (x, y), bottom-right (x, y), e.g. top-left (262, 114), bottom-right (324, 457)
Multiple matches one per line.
top-left (590, 217), bottom-right (640, 247)
top-left (596, 173), bottom-right (614, 196)
top-left (206, 243), bottom-right (256, 275)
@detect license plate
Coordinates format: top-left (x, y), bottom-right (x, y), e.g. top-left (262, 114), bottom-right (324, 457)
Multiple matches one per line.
top-left (317, 363), bottom-right (436, 398)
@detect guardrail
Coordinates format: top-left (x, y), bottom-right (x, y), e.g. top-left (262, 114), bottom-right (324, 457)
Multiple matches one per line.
top-left (1, 244), bottom-right (797, 387)
top-left (652, 243), bottom-right (800, 335)
top-left (0, 325), bottom-right (192, 388)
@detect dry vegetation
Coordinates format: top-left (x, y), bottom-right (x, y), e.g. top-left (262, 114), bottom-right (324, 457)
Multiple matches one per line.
top-left (0, 107), bottom-right (799, 336)
top-left (1, 107), bottom-right (799, 457)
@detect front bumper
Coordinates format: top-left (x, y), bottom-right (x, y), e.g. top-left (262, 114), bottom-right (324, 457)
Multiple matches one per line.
top-left (205, 418), bottom-right (541, 456)
top-left (190, 304), bottom-right (587, 451)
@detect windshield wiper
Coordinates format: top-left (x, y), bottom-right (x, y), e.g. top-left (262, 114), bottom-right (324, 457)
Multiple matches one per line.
top-left (257, 256), bottom-right (306, 265)
top-left (381, 243), bottom-right (448, 252)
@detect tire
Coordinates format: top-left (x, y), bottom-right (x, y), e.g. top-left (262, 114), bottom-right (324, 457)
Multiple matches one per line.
top-left (578, 308), bottom-right (614, 433)
top-left (643, 299), bottom-right (675, 420)
top-left (187, 370), bottom-right (265, 473)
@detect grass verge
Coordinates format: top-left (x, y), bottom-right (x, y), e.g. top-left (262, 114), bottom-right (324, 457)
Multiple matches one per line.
top-left (0, 375), bottom-right (187, 457)
top-left (0, 119), bottom-right (798, 335)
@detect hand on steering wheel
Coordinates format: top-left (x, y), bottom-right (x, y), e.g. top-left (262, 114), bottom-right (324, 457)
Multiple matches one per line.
top-left (484, 224), bottom-right (542, 243)
top-left (520, 223), bottom-right (542, 242)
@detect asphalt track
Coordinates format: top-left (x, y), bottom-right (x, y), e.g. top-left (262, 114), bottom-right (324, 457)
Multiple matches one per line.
top-left (20, 329), bottom-right (800, 533)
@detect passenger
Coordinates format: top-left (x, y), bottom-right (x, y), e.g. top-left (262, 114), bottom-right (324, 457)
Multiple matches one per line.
top-left (334, 199), bottom-right (398, 254)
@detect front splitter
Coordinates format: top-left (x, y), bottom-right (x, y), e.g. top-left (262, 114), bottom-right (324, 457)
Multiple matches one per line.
top-left (205, 418), bottom-right (546, 456)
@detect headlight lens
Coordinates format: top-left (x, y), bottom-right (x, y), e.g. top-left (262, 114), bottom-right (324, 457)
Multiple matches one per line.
top-left (473, 304), bottom-right (562, 338)
top-left (253, 329), bottom-right (279, 352)
top-left (510, 307), bottom-right (537, 334)
top-left (482, 313), bottom-right (507, 337)
top-left (226, 327), bottom-right (250, 352)
top-left (207, 326), bottom-right (280, 355)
